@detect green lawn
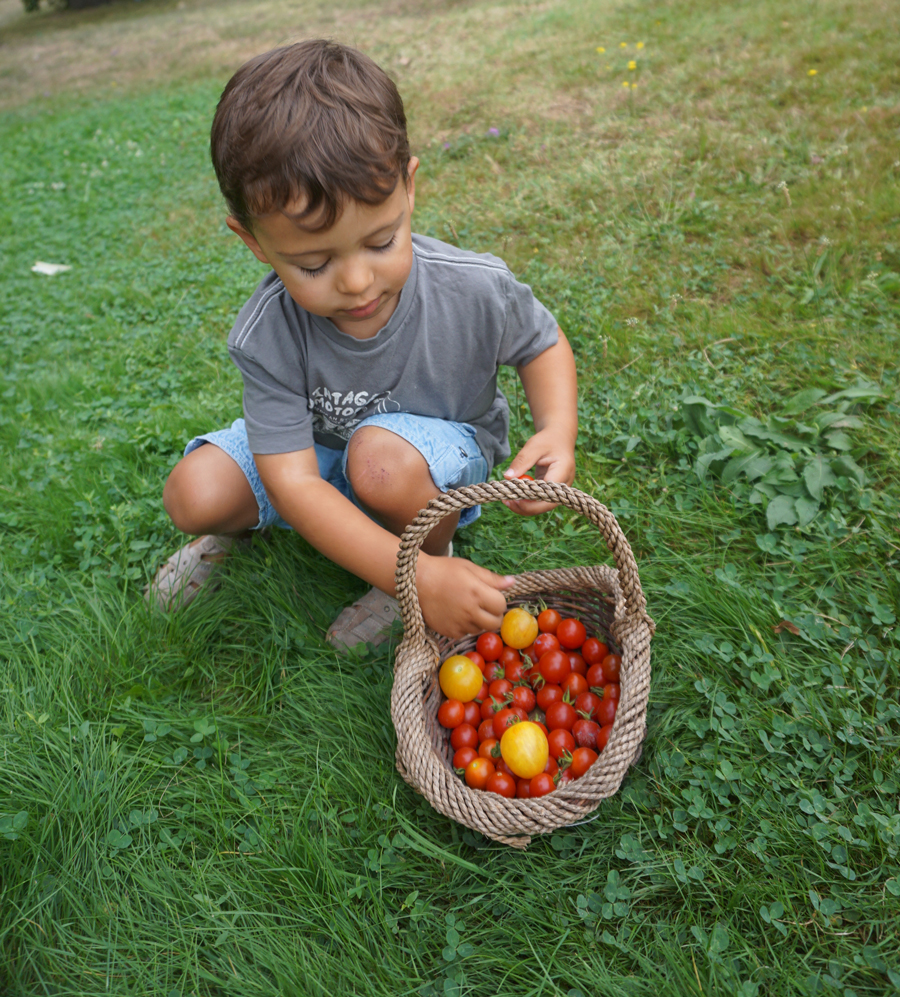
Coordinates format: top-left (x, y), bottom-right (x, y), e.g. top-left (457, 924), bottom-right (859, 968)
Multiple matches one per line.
top-left (1, 0), bottom-right (899, 994)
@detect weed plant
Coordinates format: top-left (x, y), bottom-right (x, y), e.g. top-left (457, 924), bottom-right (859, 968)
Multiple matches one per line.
top-left (1, 0), bottom-right (899, 994)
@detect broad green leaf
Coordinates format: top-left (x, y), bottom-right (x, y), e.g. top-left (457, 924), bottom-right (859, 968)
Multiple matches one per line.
top-left (831, 455), bottom-right (865, 485)
top-left (718, 424), bottom-right (757, 452)
top-left (824, 431), bottom-right (853, 451)
top-left (721, 452), bottom-right (773, 484)
top-left (766, 494), bottom-right (798, 529)
top-left (814, 412), bottom-right (863, 431)
top-left (795, 496), bottom-right (819, 527)
top-left (780, 388), bottom-right (826, 415)
top-left (803, 456), bottom-right (837, 500)
top-left (695, 447), bottom-right (734, 480)
top-left (680, 396), bottom-right (718, 438)
top-left (820, 382), bottom-right (883, 405)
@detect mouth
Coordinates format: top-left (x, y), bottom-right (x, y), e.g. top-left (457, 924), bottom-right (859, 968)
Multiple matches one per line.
top-left (342, 296), bottom-right (382, 318)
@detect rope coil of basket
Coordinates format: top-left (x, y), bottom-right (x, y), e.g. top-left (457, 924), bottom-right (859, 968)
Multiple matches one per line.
top-left (391, 478), bottom-right (655, 848)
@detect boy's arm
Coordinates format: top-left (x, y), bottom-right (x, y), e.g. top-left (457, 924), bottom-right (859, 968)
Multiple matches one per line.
top-left (254, 449), bottom-right (514, 639)
top-left (502, 327), bottom-right (578, 515)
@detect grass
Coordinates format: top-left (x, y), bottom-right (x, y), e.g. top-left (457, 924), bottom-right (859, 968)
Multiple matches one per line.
top-left (1, 0), bottom-right (899, 994)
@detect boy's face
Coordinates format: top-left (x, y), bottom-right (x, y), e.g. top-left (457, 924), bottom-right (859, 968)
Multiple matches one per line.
top-left (227, 159), bottom-right (418, 340)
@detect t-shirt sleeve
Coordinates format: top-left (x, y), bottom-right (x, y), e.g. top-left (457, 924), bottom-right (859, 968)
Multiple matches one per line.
top-left (229, 345), bottom-right (315, 455)
top-left (497, 270), bottom-right (560, 367)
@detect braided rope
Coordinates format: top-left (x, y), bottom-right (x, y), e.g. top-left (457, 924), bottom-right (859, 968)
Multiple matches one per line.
top-left (390, 479), bottom-right (654, 847)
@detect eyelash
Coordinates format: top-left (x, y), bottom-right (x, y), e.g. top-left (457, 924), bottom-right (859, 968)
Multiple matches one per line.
top-left (297, 235), bottom-right (397, 278)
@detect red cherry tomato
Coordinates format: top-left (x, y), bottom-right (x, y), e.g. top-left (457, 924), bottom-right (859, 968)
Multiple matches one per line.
top-left (488, 678), bottom-right (513, 701)
top-left (478, 738), bottom-right (500, 759)
top-left (474, 680), bottom-right (489, 704)
top-left (597, 723), bottom-right (613, 751)
top-left (477, 719), bottom-right (495, 742)
top-left (529, 772), bottom-right (556, 797)
top-left (562, 672), bottom-right (588, 698)
top-left (596, 697), bottom-right (618, 726)
top-left (476, 632), bottom-right (503, 662)
top-left (586, 662), bottom-right (607, 688)
top-left (483, 660), bottom-right (505, 682)
top-left (601, 653), bottom-right (622, 683)
top-left (496, 757), bottom-right (517, 778)
top-left (450, 723), bottom-right (479, 750)
top-left (464, 757), bottom-right (495, 789)
top-left (492, 707), bottom-right (519, 740)
top-left (536, 683), bottom-right (563, 711)
top-left (465, 650), bottom-right (486, 673)
top-left (537, 608), bottom-right (562, 634)
top-left (572, 718), bottom-right (601, 749)
top-left (481, 697), bottom-right (503, 721)
top-left (521, 644), bottom-right (540, 665)
top-left (438, 699), bottom-right (465, 728)
top-left (581, 638), bottom-right (609, 665)
top-left (498, 645), bottom-right (522, 668)
top-left (544, 756), bottom-right (559, 777)
top-left (575, 690), bottom-right (602, 720)
top-left (557, 618), bottom-right (587, 650)
top-left (453, 746), bottom-right (478, 770)
top-left (567, 652), bottom-right (587, 676)
top-left (556, 767), bottom-right (575, 788)
top-left (533, 633), bottom-right (561, 658)
top-left (545, 701), bottom-right (578, 732)
top-left (539, 650), bottom-right (571, 685)
top-left (516, 778), bottom-right (532, 798)
top-left (503, 659), bottom-right (525, 683)
top-left (462, 700), bottom-right (481, 727)
top-left (547, 728), bottom-right (576, 760)
top-left (603, 682), bottom-right (621, 703)
top-left (569, 746), bottom-right (599, 778)
top-left (486, 771), bottom-right (517, 797)
top-left (511, 685), bottom-right (536, 713)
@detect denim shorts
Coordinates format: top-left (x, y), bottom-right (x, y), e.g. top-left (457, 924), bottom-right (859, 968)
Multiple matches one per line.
top-left (185, 412), bottom-right (489, 531)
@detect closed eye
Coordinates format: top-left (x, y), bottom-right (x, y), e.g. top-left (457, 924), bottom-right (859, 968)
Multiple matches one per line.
top-left (371, 235), bottom-right (397, 253)
top-left (298, 260), bottom-right (329, 278)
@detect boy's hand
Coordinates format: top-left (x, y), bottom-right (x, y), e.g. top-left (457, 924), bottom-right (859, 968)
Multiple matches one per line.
top-left (416, 553), bottom-right (514, 639)
top-left (502, 427), bottom-right (576, 515)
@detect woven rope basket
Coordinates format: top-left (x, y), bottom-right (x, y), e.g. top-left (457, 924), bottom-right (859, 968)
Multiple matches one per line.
top-left (390, 478), bottom-right (655, 848)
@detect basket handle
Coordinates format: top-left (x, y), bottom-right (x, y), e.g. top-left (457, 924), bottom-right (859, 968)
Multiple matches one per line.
top-left (394, 479), bottom-right (653, 643)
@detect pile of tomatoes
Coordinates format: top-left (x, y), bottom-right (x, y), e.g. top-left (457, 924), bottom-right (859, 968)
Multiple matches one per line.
top-left (436, 605), bottom-right (622, 799)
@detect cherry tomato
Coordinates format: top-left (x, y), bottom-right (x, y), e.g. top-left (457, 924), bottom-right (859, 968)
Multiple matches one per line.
top-left (498, 645), bottom-right (522, 669)
top-left (483, 660), bottom-right (505, 683)
top-left (545, 700), bottom-right (578, 732)
top-left (596, 697), bottom-right (618, 726)
top-left (521, 644), bottom-right (540, 665)
top-left (544, 756), bottom-right (559, 777)
top-left (492, 707), bottom-right (520, 740)
top-left (534, 633), bottom-right (561, 658)
top-left (453, 746), bottom-right (478, 770)
top-left (603, 682), bottom-right (621, 703)
top-left (569, 746), bottom-right (599, 778)
top-left (547, 728), bottom-right (576, 760)
top-left (557, 618), bottom-right (587, 650)
top-left (539, 650), bottom-right (571, 685)
top-left (462, 700), bottom-right (481, 727)
top-left (586, 662), bottom-right (608, 688)
top-left (511, 686), bottom-right (536, 713)
top-left (581, 638), bottom-right (609, 665)
top-left (486, 770), bottom-right (517, 797)
top-left (503, 658), bottom-right (526, 683)
top-left (439, 656), bottom-right (483, 702)
top-left (450, 723), bottom-right (479, 750)
top-left (525, 665), bottom-right (543, 688)
top-left (537, 608), bottom-right (562, 634)
top-left (597, 723), bottom-right (613, 751)
top-left (465, 650), bottom-right (486, 673)
top-left (500, 720), bottom-right (549, 778)
top-left (567, 652), bottom-right (587, 676)
top-left (562, 672), bottom-right (588, 698)
top-left (488, 678), bottom-right (513, 701)
top-left (481, 697), bottom-right (503, 721)
top-left (464, 757), bottom-right (495, 789)
top-left (500, 608), bottom-right (539, 649)
top-left (575, 690), bottom-right (602, 721)
top-left (438, 699), bottom-right (465, 728)
top-left (600, 653), bottom-right (622, 683)
top-left (516, 778), bottom-right (532, 799)
top-left (536, 683), bottom-right (563, 711)
top-left (529, 772), bottom-right (556, 797)
top-left (496, 757), bottom-right (517, 778)
top-left (474, 680), bottom-right (489, 704)
top-left (572, 719), bottom-right (601, 750)
top-left (478, 738), bottom-right (500, 759)
top-left (477, 719), bottom-right (496, 742)
top-left (476, 632), bottom-right (503, 662)
top-left (556, 767), bottom-right (575, 788)
top-left (528, 706), bottom-right (546, 726)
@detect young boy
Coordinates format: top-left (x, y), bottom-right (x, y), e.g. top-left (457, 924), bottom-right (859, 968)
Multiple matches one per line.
top-left (147, 39), bottom-right (577, 648)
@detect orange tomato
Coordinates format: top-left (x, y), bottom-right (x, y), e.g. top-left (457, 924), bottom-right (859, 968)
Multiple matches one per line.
top-left (439, 655), bottom-right (484, 702)
top-left (500, 608), bottom-right (539, 649)
top-left (500, 720), bottom-right (550, 779)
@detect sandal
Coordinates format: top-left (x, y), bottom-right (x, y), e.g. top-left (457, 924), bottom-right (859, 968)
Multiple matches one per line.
top-left (326, 542), bottom-right (452, 651)
top-left (144, 534), bottom-right (250, 611)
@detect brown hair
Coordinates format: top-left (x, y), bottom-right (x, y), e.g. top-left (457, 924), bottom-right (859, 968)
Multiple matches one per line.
top-left (211, 40), bottom-right (410, 230)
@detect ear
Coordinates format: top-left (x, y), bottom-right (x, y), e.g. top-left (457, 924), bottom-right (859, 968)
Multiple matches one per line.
top-left (405, 157), bottom-right (419, 214)
top-left (226, 216), bottom-right (271, 265)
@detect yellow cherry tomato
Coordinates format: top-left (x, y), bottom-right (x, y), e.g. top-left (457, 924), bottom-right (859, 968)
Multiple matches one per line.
top-left (439, 655), bottom-right (484, 703)
top-left (500, 721), bottom-right (549, 779)
top-left (500, 608), bottom-right (539, 650)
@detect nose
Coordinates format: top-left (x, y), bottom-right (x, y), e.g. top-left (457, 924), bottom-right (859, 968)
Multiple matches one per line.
top-left (336, 255), bottom-right (374, 296)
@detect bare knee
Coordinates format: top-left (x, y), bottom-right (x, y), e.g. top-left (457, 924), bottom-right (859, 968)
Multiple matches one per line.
top-left (345, 427), bottom-right (434, 516)
top-left (162, 445), bottom-right (258, 535)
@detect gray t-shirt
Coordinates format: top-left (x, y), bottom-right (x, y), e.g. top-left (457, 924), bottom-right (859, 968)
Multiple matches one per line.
top-left (227, 233), bottom-right (559, 472)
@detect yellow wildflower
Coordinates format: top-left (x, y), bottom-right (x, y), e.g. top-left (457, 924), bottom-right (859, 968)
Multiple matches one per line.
top-left (628, 60), bottom-right (637, 70)
top-left (622, 80), bottom-right (629, 87)
top-left (631, 83), bottom-right (638, 89)
top-left (808, 69), bottom-right (818, 76)
top-left (620, 42), bottom-right (627, 48)
top-left (636, 42), bottom-right (645, 49)
top-left (596, 46), bottom-right (606, 53)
